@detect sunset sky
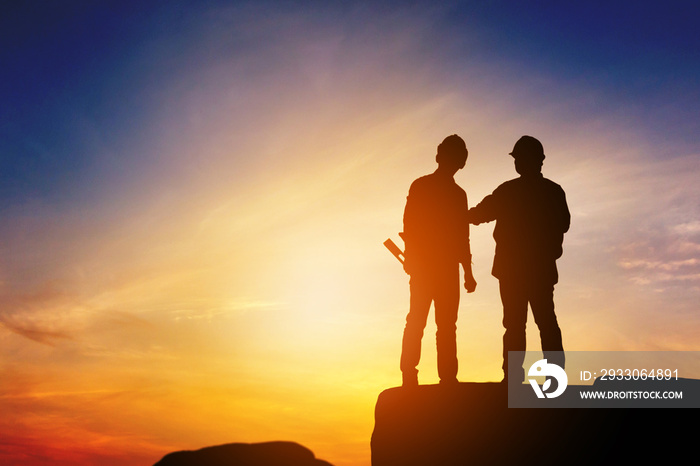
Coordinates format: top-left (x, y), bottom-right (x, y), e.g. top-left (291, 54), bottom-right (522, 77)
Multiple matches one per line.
top-left (1, 1), bottom-right (699, 465)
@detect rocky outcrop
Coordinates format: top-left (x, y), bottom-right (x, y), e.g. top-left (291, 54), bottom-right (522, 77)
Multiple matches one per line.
top-left (153, 441), bottom-right (333, 466)
top-left (371, 381), bottom-right (694, 465)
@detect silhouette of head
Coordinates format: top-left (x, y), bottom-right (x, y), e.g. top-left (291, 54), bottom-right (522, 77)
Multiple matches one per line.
top-left (436, 134), bottom-right (468, 172)
top-left (510, 135), bottom-right (545, 176)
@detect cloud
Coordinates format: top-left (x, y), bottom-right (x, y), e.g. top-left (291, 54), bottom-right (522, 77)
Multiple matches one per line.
top-left (0, 320), bottom-right (72, 346)
top-left (617, 232), bottom-right (700, 290)
top-left (611, 155), bottom-right (700, 292)
top-left (0, 284), bottom-right (80, 345)
top-left (170, 299), bottom-right (283, 322)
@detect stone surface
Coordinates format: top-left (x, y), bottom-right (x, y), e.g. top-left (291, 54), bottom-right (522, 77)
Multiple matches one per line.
top-left (371, 381), bottom-right (694, 465)
top-left (153, 441), bottom-right (333, 466)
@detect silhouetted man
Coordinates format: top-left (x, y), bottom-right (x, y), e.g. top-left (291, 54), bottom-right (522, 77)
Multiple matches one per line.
top-left (400, 135), bottom-right (477, 387)
top-left (468, 136), bottom-right (569, 382)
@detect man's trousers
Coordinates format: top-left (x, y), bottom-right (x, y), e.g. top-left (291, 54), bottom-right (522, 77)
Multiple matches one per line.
top-left (499, 277), bottom-right (564, 382)
top-left (400, 267), bottom-right (460, 384)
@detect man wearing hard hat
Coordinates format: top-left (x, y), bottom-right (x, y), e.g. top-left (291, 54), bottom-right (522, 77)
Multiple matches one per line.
top-left (468, 136), bottom-right (570, 383)
top-left (400, 134), bottom-right (477, 387)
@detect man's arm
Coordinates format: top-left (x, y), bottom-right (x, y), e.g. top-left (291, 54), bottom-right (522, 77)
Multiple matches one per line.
top-left (466, 193), bottom-right (498, 225)
top-left (547, 184), bottom-right (570, 261)
top-left (559, 188), bottom-right (571, 234)
top-left (401, 180), bottom-right (421, 275)
top-left (461, 192), bottom-right (477, 292)
top-left (462, 258), bottom-right (476, 292)
top-left (461, 188), bottom-right (501, 291)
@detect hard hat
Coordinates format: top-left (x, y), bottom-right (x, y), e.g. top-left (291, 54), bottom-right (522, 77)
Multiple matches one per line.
top-left (437, 134), bottom-right (468, 168)
top-left (438, 134), bottom-right (467, 156)
top-left (509, 135), bottom-right (545, 161)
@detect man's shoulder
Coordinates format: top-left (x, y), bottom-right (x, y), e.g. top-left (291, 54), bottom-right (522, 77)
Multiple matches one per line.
top-left (410, 173), bottom-right (466, 197)
top-left (410, 173), bottom-right (434, 187)
top-left (409, 172), bottom-right (449, 190)
top-left (493, 177), bottom-right (521, 193)
top-left (496, 176), bottom-right (564, 192)
top-left (408, 174), bottom-right (431, 196)
top-left (541, 176), bottom-right (566, 193)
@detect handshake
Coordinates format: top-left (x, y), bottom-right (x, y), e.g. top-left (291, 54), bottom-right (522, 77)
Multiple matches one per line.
top-left (384, 237), bottom-right (477, 293)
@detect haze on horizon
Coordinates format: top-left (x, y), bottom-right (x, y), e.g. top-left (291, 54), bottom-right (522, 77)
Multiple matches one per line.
top-left (1, 2), bottom-right (699, 465)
